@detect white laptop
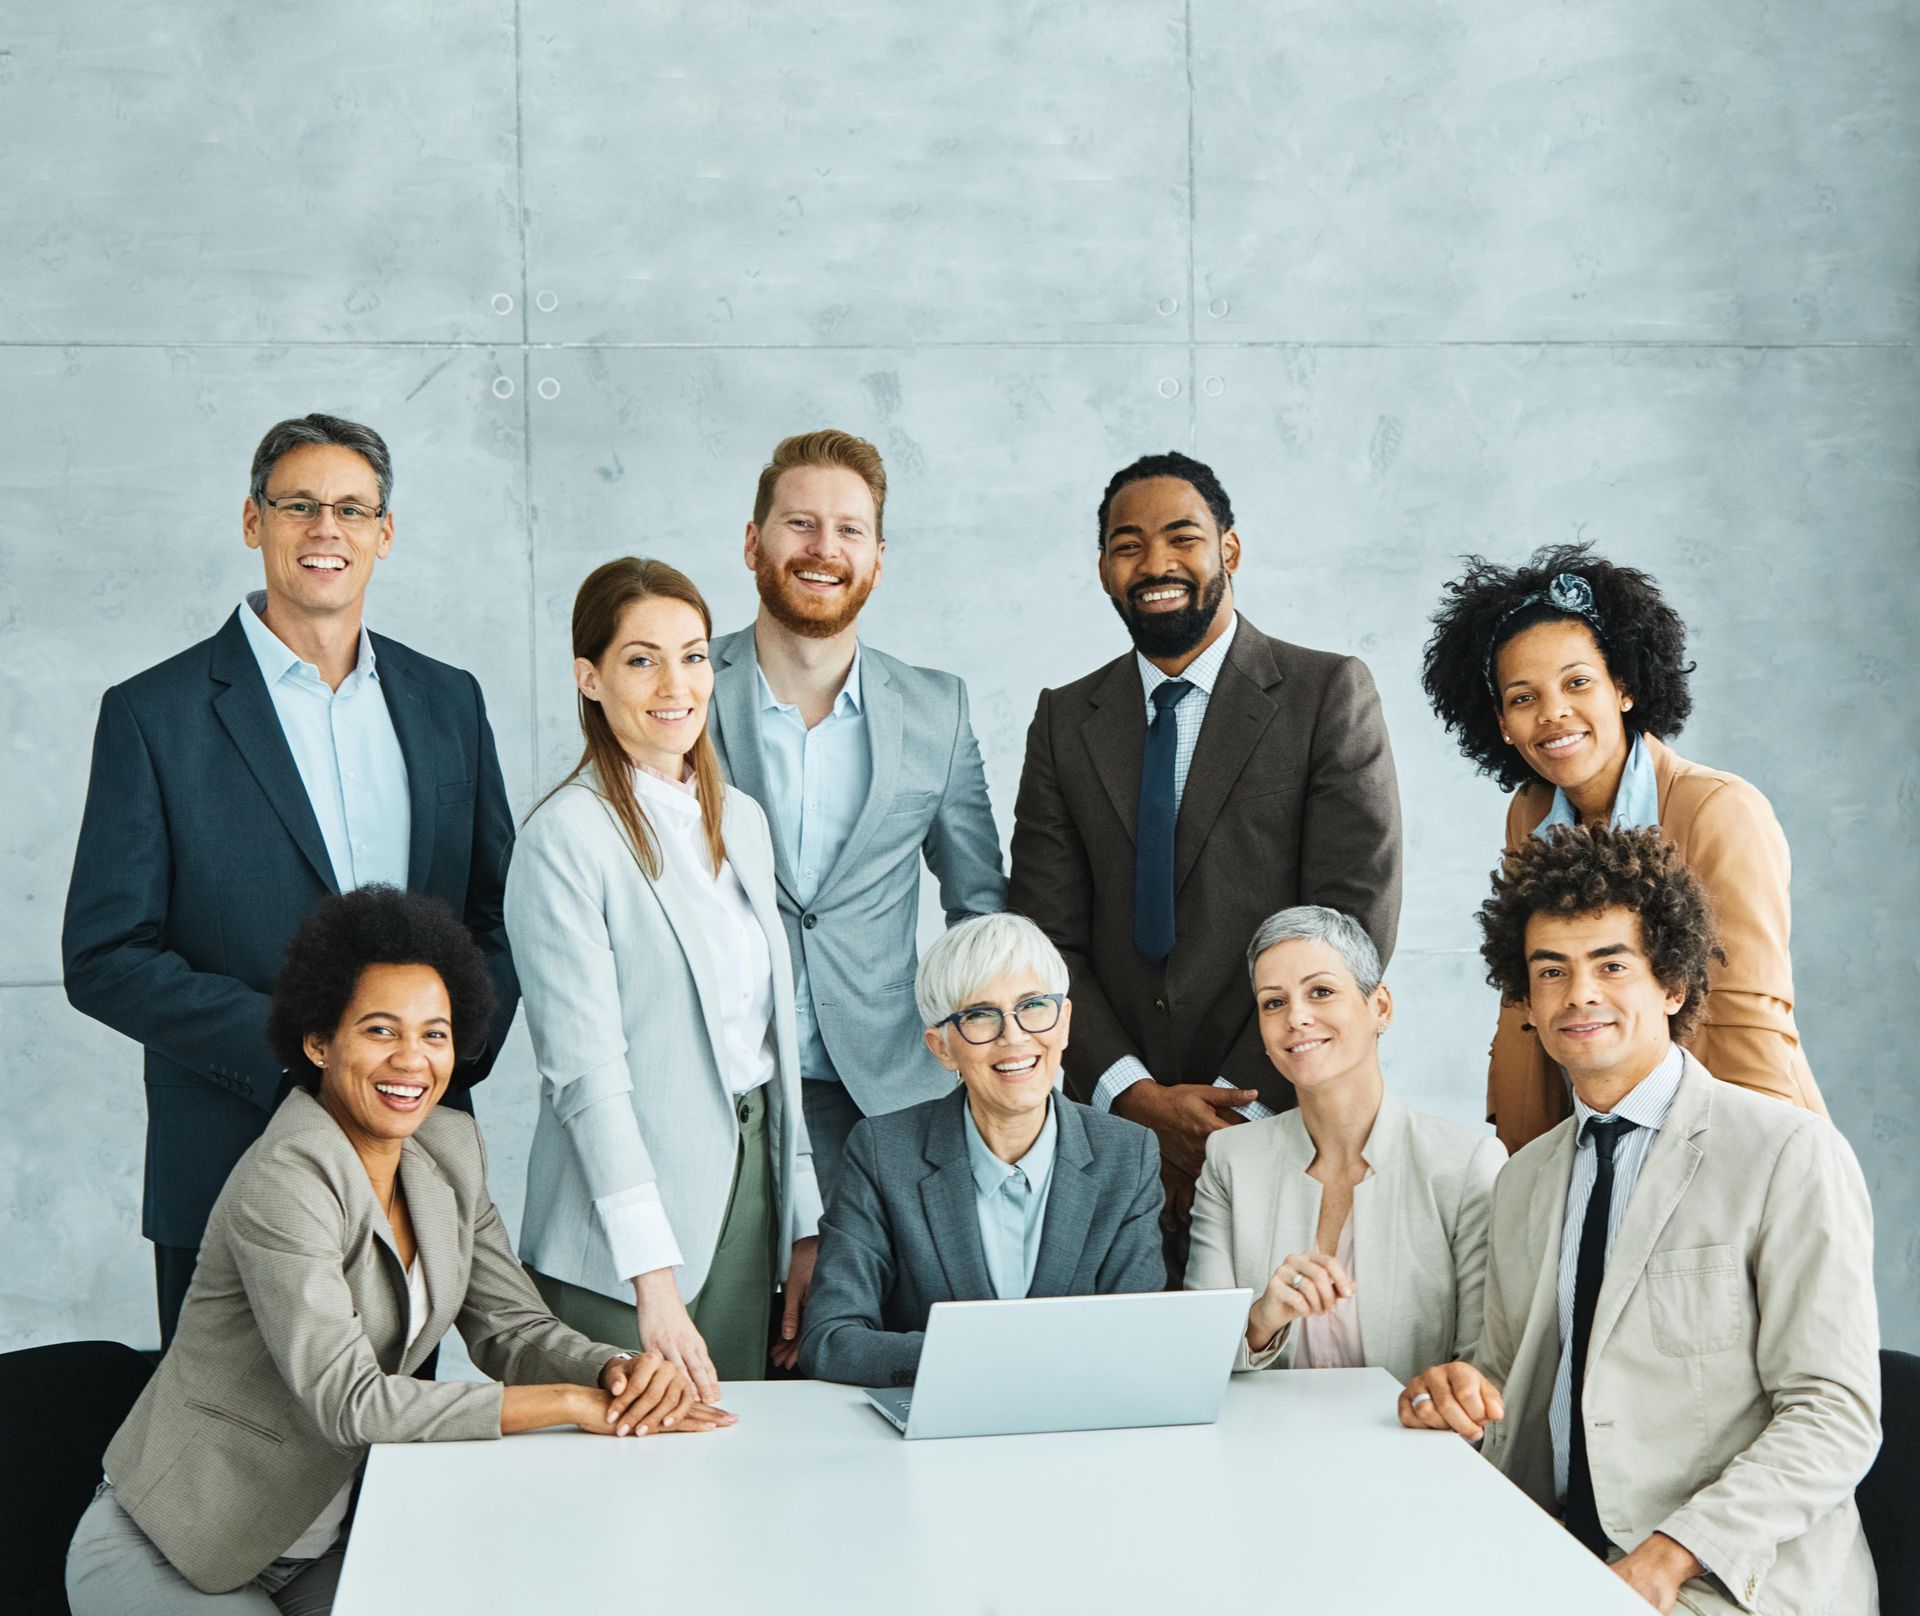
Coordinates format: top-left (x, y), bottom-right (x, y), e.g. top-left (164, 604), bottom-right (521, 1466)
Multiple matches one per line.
top-left (863, 1287), bottom-right (1253, 1441)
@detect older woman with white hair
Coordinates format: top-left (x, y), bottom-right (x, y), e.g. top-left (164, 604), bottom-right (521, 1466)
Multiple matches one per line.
top-left (799, 912), bottom-right (1165, 1387)
top-left (1186, 906), bottom-right (1506, 1381)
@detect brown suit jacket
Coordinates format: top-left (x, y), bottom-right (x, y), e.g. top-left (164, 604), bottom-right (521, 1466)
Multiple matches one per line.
top-left (1008, 615), bottom-right (1402, 1113)
top-left (1486, 735), bottom-right (1826, 1151)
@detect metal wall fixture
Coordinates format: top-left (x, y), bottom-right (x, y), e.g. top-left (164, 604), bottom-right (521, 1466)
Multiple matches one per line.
top-left (534, 290), bottom-right (559, 313)
top-left (491, 375), bottom-right (516, 399)
top-left (1156, 296), bottom-right (1180, 316)
top-left (536, 377), bottom-right (561, 400)
top-left (491, 292), bottom-right (514, 315)
top-left (1207, 298), bottom-right (1230, 318)
top-left (1203, 375), bottom-right (1225, 397)
top-left (1157, 377), bottom-right (1181, 398)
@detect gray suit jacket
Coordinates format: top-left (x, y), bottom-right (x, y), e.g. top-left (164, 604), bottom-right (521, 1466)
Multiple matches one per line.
top-left (1475, 1054), bottom-right (1879, 1614)
top-left (103, 1089), bottom-right (623, 1594)
top-left (798, 1089), bottom-right (1165, 1387)
top-left (1008, 616), bottom-right (1402, 1112)
top-left (707, 627), bottom-right (1007, 1117)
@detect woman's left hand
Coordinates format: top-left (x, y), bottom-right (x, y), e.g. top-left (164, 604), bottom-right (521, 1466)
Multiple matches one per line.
top-left (599, 1350), bottom-right (699, 1436)
top-left (770, 1236), bottom-right (819, 1370)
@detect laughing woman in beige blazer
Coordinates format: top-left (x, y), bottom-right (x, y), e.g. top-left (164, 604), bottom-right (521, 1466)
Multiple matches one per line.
top-left (66, 887), bottom-right (725, 1614)
top-left (1186, 907), bottom-right (1505, 1381)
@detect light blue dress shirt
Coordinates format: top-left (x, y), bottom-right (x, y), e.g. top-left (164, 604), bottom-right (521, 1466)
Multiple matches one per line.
top-left (1534, 731), bottom-right (1661, 837)
top-left (757, 647), bottom-right (872, 1085)
top-left (962, 1094), bottom-right (1060, 1300)
top-left (238, 592), bottom-right (410, 892)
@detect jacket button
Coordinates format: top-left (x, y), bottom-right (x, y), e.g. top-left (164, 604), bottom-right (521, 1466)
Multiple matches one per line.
top-left (803, 913), bottom-right (818, 930)
top-left (1153, 997), bottom-right (1166, 1012)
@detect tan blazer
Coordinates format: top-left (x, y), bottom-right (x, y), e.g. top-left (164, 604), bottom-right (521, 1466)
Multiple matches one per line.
top-left (1185, 1090), bottom-right (1505, 1383)
top-left (104, 1089), bottom-right (626, 1594)
top-left (1487, 735), bottom-right (1826, 1151)
top-left (1475, 1053), bottom-right (1879, 1614)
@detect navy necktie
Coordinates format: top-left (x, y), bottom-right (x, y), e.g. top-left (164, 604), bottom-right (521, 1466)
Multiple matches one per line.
top-left (1132, 678), bottom-right (1193, 966)
top-left (1565, 1114), bottom-right (1639, 1557)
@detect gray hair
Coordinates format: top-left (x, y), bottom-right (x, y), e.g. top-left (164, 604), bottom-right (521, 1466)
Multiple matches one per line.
top-left (1245, 906), bottom-right (1382, 996)
top-left (916, 913), bottom-right (1069, 1028)
top-left (248, 413), bottom-right (394, 511)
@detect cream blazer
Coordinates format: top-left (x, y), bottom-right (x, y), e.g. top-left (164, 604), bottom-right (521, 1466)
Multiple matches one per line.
top-left (1477, 1053), bottom-right (1879, 1614)
top-left (1185, 1090), bottom-right (1505, 1383)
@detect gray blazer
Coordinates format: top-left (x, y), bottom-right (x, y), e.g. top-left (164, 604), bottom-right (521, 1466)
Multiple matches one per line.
top-left (506, 773), bottom-right (818, 1302)
top-left (103, 1089), bottom-right (623, 1595)
top-left (1185, 1090), bottom-right (1505, 1380)
top-left (707, 627), bottom-right (1007, 1117)
top-left (798, 1089), bottom-right (1165, 1387)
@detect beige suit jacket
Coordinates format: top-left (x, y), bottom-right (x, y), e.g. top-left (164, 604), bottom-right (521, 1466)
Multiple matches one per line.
top-left (104, 1089), bottom-right (626, 1594)
top-left (1475, 1053), bottom-right (1879, 1614)
top-left (1185, 1090), bottom-right (1505, 1383)
top-left (1487, 736), bottom-right (1826, 1151)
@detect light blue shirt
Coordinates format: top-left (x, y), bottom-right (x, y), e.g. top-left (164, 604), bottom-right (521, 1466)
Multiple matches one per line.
top-left (1534, 731), bottom-right (1661, 837)
top-left (238, 592), bottom-right (410, 892)
top-left (757, 647), bottom-right (872, 1084)
top-left (962, 1095), bottom-right (1060, 1300)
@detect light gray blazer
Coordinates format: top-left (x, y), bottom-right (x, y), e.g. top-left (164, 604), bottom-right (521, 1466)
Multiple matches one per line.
top-left (708, 627), bottom-right (1006, 1117)
top-left (102, 1089), bottom-right (623, 1595)
top-left (506, 772), bottom-right (817, 1302)
top-left (1185, 1089), bottom-right (1505, 1382)
top-left (1475, 1053), bottom-right (1879, 1615)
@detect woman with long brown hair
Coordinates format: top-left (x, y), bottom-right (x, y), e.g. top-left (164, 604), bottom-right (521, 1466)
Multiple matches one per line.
top-left (505, 558), bottom-right (823, 1397)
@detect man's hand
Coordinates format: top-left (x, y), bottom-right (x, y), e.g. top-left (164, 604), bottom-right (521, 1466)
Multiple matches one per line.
top-left (1398, 1361), bottom-right (1504, 1441)
top-left (770, 1235), bottom-right (819, 1371)
top-left (632, 1267), bottom-right (721, 1404)
top-left (1610, 1534), bottom-right (1701, 1612)
top-left (1114, 1080), bottom-right (1258, 1177)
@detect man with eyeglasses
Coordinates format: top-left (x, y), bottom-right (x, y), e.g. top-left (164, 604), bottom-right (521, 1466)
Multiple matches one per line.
top-left (63, 412), bottom-right (519, 1348)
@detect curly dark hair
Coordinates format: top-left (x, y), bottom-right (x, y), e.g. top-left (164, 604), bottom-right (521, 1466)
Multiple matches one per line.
top-left (267, 885), bottom-right (495, 1089)
top-left (1477, 824), bottom-right (1722, 1040)
top-left (1421, 541), bottom-right (1695, 793)
top-left (1096, 451), bottom-right (1234, 548)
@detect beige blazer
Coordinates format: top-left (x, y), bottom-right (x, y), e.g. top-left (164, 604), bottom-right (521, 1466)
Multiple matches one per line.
top-left (104, 1089), bottom-right (626, 1594)
top-left (1475, 1053), bottom-right (1879, 1614)
top-left (1185, 1090), bottom-right (1505, 1383)
top-left (1488, 735), bottom-right (1826, 1151)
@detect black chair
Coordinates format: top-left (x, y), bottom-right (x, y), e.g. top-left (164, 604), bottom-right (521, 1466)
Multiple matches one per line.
top-left (0, 1340), bottom-right (154, 1616)
top-left (1860, 1347), bottom-right (1919, 1616)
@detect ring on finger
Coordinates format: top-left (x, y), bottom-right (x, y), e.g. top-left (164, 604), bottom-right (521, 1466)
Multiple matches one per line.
top-left (1409, 1392), bottom-right (1433, 1411)
top-left (1288, 1272), bottom-right (1308, 1291)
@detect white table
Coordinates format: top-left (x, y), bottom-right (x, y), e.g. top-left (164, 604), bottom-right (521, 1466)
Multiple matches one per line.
top-left (336, 1369), bottom-right (1648, 1614)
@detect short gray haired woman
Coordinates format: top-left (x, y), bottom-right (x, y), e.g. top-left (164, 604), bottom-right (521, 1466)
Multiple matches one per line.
top-left (1186, 905), bottom-right (1506, 1380)
top-left (800, 913), bottom-right (1165, 1387)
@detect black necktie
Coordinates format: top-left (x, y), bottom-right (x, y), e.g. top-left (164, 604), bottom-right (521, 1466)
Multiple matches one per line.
top-left (1565, 1114), bottom-right (1639, 1557)
top-left (1132, 678), bottom-right (1193, 966)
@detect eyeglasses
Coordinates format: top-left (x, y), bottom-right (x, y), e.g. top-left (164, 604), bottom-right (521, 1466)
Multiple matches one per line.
top-left (260, 494), bottom-right (386, 529)
top-left (935, 992), bottom-right (1065, 1045)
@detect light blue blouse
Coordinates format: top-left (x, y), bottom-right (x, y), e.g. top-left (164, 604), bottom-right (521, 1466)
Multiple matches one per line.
top-left (1533, 731), bottom-right (1660, 836)
top-left (961, 1095), bottom-right (1059, 1300)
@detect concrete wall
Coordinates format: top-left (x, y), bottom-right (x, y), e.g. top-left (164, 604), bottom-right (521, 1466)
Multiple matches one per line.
top-left (3, 1), bottom-right (1915, 1352)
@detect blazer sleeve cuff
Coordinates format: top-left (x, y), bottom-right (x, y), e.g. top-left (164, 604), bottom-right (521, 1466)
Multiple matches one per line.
top-left (1242, 1320), bottom-right (1292, 1372)
top-left (594, 1184), bottom-right (684, 1283)
top-left (1652, 1510), bottom-right (1749, 1611)
top-left (785, 1151), bottom-right (824, 1246)
top-left (1093, 1055), bottom-right (1154, 1114)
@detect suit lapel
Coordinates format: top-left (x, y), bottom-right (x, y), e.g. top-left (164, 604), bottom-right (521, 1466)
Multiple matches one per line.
top-left (371, 636), bottom-right (437, 890)
top-left (209, 613), bottom-right (338, 894)
top-left (396, 1141), bottom-right (462, 1370)
top-left (709, 631), bottom-right (798, 896)
top-left (920, 1094), bottom-right (993, 1301)
top-left (630, 799), bottom-right (735, 1106)
top-left (1352, 1094), bottom-right (1406, 1360)
top-left (1174, 626), bottom-right (1283, 893)
top-left (819, 651), bottom-right (901, 894)
top-left (1499, 1126), bottom-right (1576, 1481)
top-left (1079, 654), bottom-right (1147, 842)
top-left (1028, 1099), bottom-right (1095, 1296)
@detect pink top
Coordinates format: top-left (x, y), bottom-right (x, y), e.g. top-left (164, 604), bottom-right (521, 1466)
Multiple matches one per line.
top-left (1295, 1201), bottom-right (1366, 1370)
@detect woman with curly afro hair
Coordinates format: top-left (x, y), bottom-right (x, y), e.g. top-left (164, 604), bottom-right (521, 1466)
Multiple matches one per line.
top-left (1421, 541), bottom-right (1825, 1150)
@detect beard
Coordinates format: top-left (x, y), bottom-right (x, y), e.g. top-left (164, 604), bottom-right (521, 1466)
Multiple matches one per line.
top-left (754, 555), bottom-right (877, 640)
top-left (1110, 568), bottom-right (1229, 659)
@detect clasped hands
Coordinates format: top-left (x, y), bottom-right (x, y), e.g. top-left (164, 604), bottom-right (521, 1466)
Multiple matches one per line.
top-left (1247, 1250), bottom-right (1354, 1350)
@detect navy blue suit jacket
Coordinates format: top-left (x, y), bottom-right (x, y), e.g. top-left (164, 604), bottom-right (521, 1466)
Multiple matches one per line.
top-left (62, 609), bottom-right (519, 1248)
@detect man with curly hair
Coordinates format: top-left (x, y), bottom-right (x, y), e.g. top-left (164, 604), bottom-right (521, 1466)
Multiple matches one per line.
top-left (1400, 825), bottom-right (1878, 1615)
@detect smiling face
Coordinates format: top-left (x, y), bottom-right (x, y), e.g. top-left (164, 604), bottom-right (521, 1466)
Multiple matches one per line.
top-left (1524, 906), bottom-right (1684, 1099)
top-left (304, 962), bottom-right (456, 1150)
top-left (745, 464), bottom-right (883, 639)
top-left (1493, 618), bottom-right (1633, 800)
top-left (241, 443), bottom-right (393, 623)
top-left (1253, 937), bottom-right (1391, 1093)
top-left (575, 595), bottom-right (713, 777)
top-left (922, 969), bottom-right (1072, 1135)
top-left (1098, 476), bottom-right (1239, 662)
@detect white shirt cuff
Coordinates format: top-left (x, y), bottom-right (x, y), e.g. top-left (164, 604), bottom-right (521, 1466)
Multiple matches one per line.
top-left (1215, 1076), bottom-right (1276, 1122)
top-left (1093, 1055), bottom-right (1155, 1114)
top-left (594, 1183), bottom-right (684, 1283)
top-left (787, 1150), bottom-right (824, 1244)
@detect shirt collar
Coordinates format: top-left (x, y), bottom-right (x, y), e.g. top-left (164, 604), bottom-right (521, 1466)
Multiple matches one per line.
top-left (756, 643), bottom-right (865, 718)
top-left (240, 591), bottom-right (378, 690)
top-left (1536, 731), bottom-right (1660, 837)
top-left (1571, 1041), bottom-right (1684, 1140)
top-left (1137, 611), bottom-right (1238, 707)
top-left (631, 760), bottom-right (702, 819)
top-left (962, 1093), bottom-right (1058, 1197)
